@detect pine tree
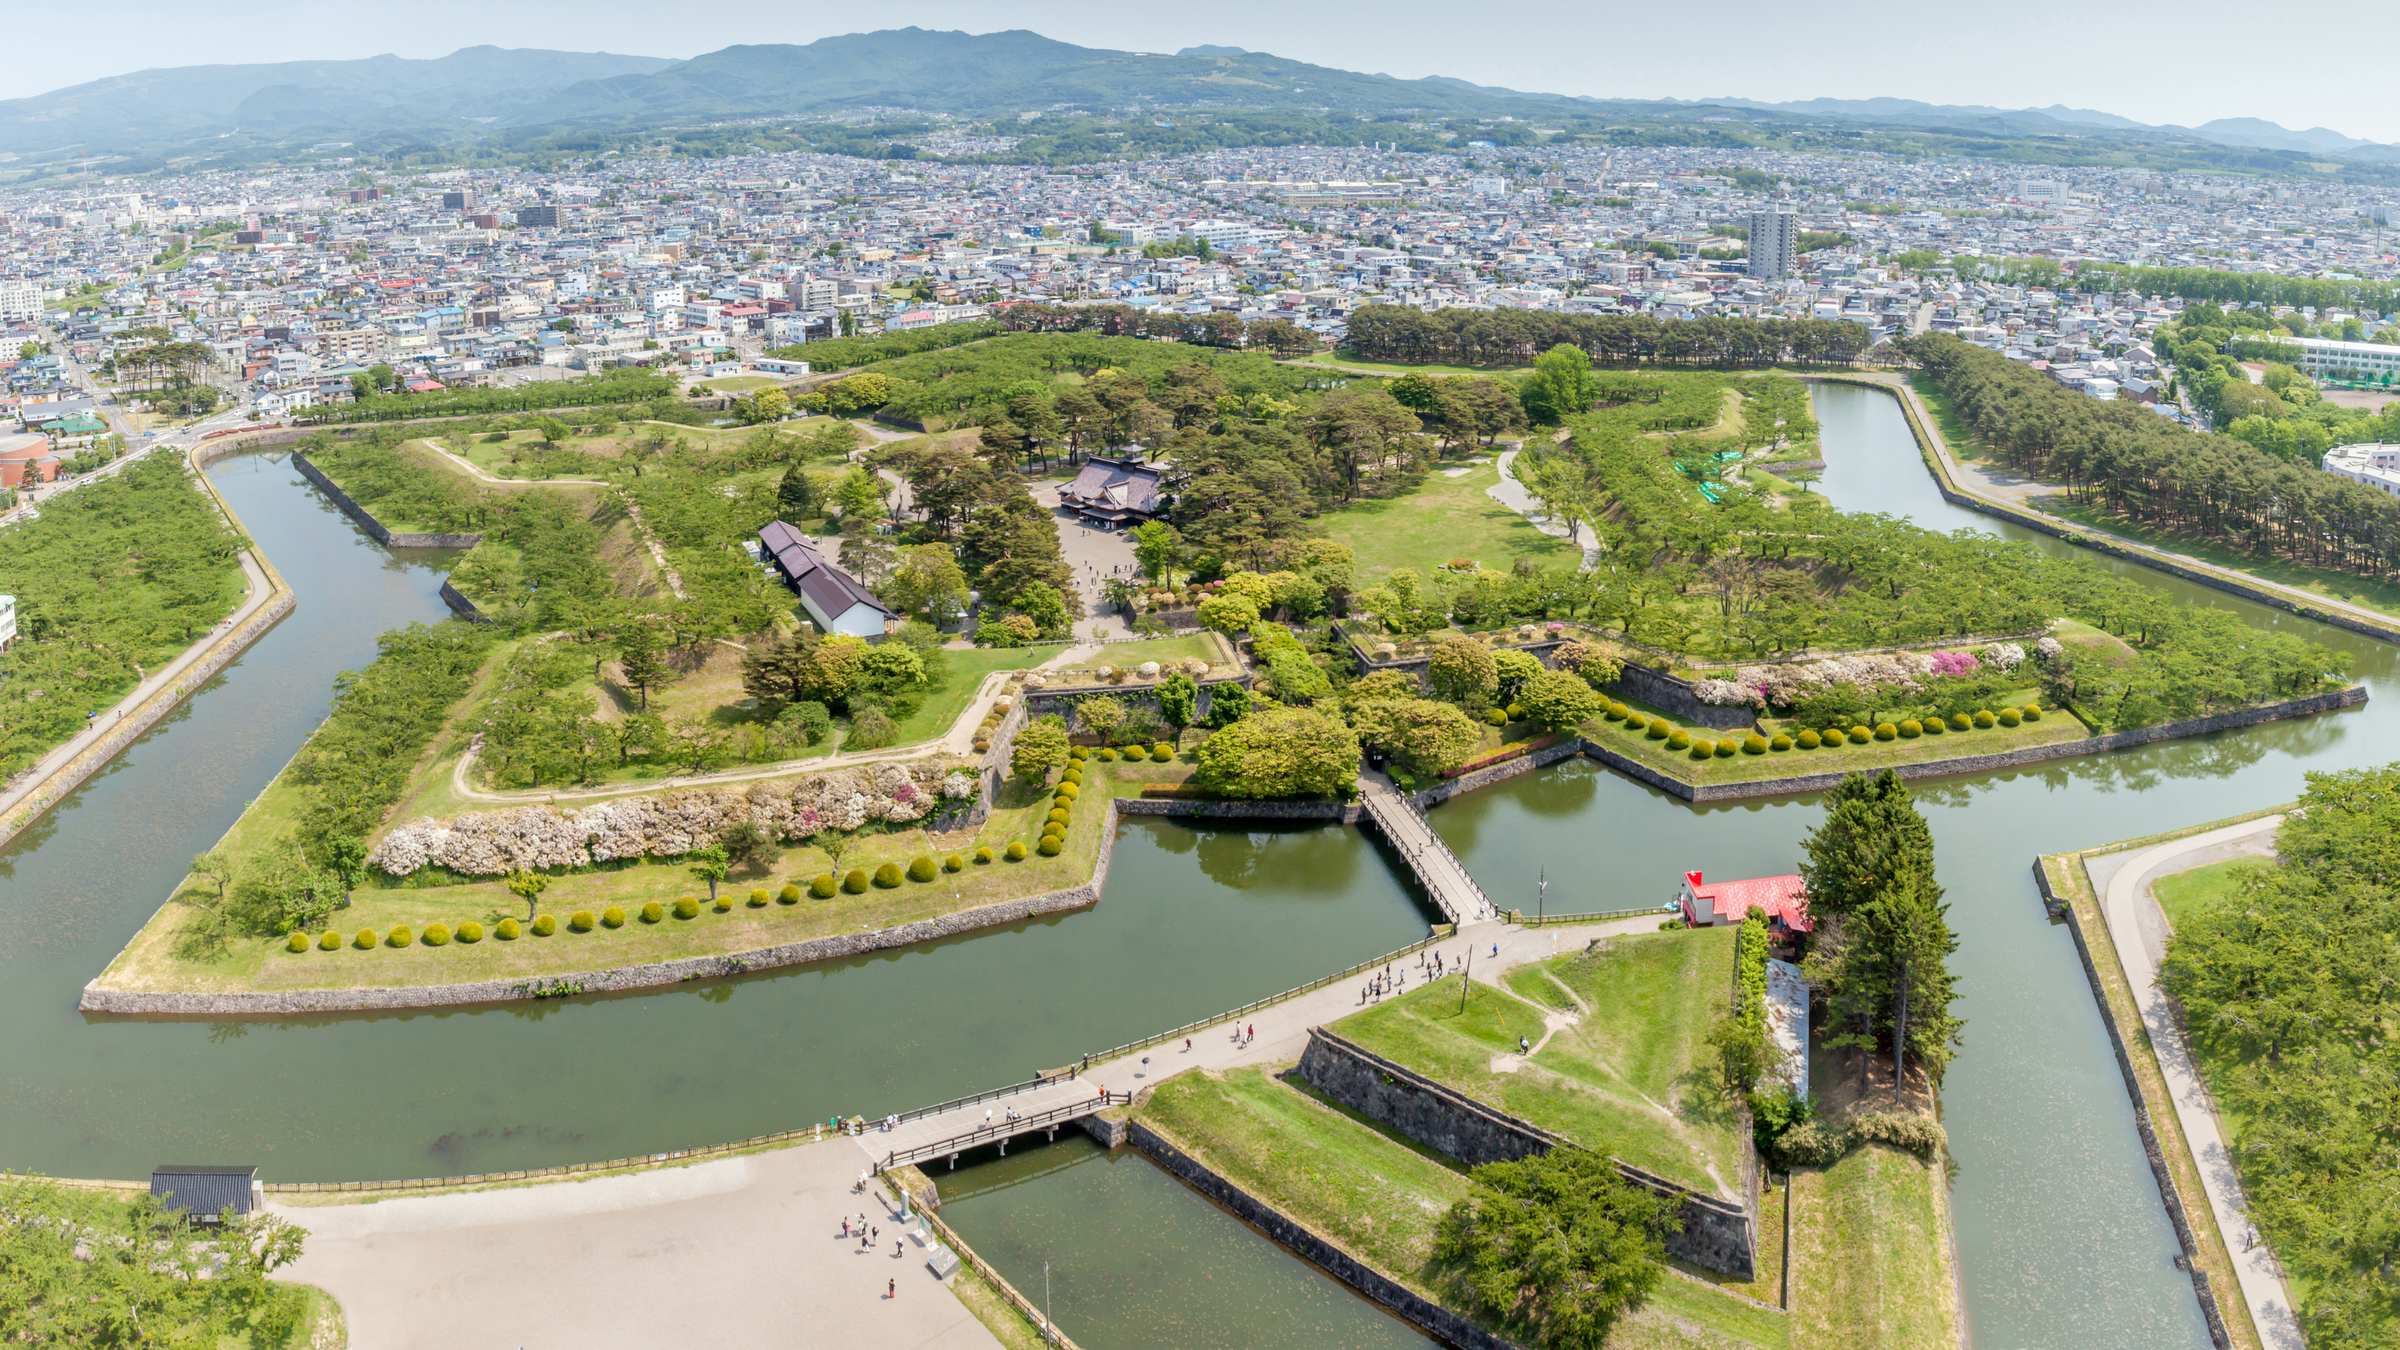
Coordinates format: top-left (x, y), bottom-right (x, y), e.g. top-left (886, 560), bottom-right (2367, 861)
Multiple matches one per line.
top-left (614, 621), bottom-right (675, 711)
top-left (776, 464), bottom-right (816, 522)
top-left (1797, 769), bottom-right (1941, 921)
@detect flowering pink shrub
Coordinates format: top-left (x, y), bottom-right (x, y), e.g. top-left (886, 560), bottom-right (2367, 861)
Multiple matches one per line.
top-left (1928, 651), bottom-right (1979, 677)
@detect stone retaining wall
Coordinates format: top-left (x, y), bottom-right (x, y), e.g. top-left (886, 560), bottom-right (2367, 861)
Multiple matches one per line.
top-left (1597, 660), bottom-right (1757, 732)
top-left (1115, 797), bottom-right (1363, 824)
top-left (438, 580), bottom-right (491, 624)
top-left (1413, 740), bottom-right (1584, 808)
top-left (290, 451), bottom-right (484, 549)
top-left (1127, 1120), bottom-right (1528, 1350)
top-left (2034, 861), bottom-right (2236, 1350)
top-left (1578, 685), bottom-right (2366, 802)
top-left (1296, 1029), bottom-right (1757, 1279)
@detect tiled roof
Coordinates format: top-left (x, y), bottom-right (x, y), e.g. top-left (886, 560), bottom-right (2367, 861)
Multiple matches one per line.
top-left (1684, 870), bottom-right (1811, 932)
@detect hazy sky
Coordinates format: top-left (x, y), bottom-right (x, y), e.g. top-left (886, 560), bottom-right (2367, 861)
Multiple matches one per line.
top-left (13, 0), bottom-right (2400, 144)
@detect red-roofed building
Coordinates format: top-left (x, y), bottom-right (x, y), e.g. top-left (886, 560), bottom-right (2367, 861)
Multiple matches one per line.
top-left (1679, 871), bottom-right (1811, 934)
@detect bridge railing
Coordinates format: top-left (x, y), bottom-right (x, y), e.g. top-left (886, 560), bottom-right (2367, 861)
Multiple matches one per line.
top-left (889, 1071), bottom-right (1072, 1128)
top-left (1078, 926), bottom-right (1457, 1069)
top-left (878, 1091), bottom-right (1131, 1171)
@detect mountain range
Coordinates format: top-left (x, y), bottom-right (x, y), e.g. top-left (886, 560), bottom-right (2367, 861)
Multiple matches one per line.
top-left (0, 29), bottom-right (2390, 173)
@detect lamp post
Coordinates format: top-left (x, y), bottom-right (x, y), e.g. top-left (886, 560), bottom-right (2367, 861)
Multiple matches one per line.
top-left (1537, 867), bottom-right (1547, 924)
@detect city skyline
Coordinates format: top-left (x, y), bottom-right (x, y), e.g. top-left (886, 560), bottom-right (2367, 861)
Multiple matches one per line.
top-left (6, 2), bottom-right (2400, 147)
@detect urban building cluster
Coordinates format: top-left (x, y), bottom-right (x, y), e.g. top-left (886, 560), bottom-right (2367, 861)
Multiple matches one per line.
top-left (0, 138), bottom-right (2395, 429)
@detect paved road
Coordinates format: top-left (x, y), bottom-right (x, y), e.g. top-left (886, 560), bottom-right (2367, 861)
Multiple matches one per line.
top-left (275, 1138), bottom-right (1004, 1350)
top-left (2089, 819), bottom-right (2303, 1350)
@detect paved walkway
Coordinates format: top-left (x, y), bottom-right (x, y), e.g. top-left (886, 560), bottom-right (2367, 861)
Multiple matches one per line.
top-left (1487, 449), bottom-right (1601, 568)
top-left (275, 1138), bottom-right (1002, 1350)
top-left (1358, 774), bottom-right (1497, 923)
top-left (861, 913), bottom-right (1664, 1175)
top-left (2088, 818), bottom-right (2303, 1350)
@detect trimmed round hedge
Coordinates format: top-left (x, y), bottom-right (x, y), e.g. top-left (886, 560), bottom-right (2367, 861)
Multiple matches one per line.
top-left (1743, 735), bottom-right (1769, 755)
top-left (1646, 717), bottom-right (1671, 739)
top-left (2021, 703), bottom-right (2042, 722)
top-left (601, 905), bottom-right (626, 929)
top-left (810, 874), bottom-right (838, 899)
top-left (777, 884), bottom-right (800, 904)
top-left (1095, 747), bottom-right (1117, 762)
top-left (1921, 717), bottom-right (1945, 735)
top-left (842, 869), bottom-right (870, 894)
top-left (1797, 730), bottom-right (1822, 749)
top-left (1505, 704), bottom-right (1524, 722)
top-left (974, 845), bottom-right (995, 864)
top-left (873, 863), bottom-right (904, 888)
top-left (1667, 729), bottom-right (1692, 750)
top-left (353, 928), bottom-right (377, 950)
top-left (532, 914), bottom-right (557, 936)
top-left (1997, 707), bottom-right (2021, 727)
top-left (675, 897), bottom-right (701, 920)
top-left (1152, 744), bottom-right (1174, 762)
top-left (497, 918), bottom-right (522, 940)
top-left (1769, 734), bottom-right (1793, 751)
top-left (457, 921), bottom-right (484, 943)
top-left (318, 929), bottom-right (343, 951)
top-left (1069, 745), bottom-right (1089, 760)
top-left (386, 925), bottom-right (414, 948)
top-left (1689, 739), bottom-right (1713, 760)
top-left (1005, 841), bottom-right (1028, 861)
top-left (1054, 781), bottom-right (1079, 801)
top-left (907, 856), bottom-right (938, 883)
top-left (287, 932), bottom-right (310, 953)
top-left (1484, 708), bottom-right (1508, 726)
top-left (1610, 702), bottom-right (1632, 720)
top-left (422, 923), bottom-right (451, 947)
top-left (943, 853), bottom-right (964, 872)
top-left (1948, 713), bottom-right (1972, 731)
top-left (641, 901), bottom-right (665, 923)
top-left (1973, 709), bottom-right (1997, 729)
top-left (1873, 722), bottom-right (1898, 741)
top-left (1898, 719), bottom-right (1922, 738)
top-left (1848, 726), bottom-right (1873, 745)
top-left (749, 887), bottom-right (771, 907)
top-left (1037, 837), bottom-right (1063, 857)
top-left (1046, 807), bottom-right (1071, 827)
top-left (1714, 739), bottom-right (1736, 758)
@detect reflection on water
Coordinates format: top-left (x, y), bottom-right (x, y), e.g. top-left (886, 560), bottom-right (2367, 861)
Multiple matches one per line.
top-left (939, 1133), bottom-right (1432, 1350)
top-left (1414, 383), bottom-right (2400, 1349)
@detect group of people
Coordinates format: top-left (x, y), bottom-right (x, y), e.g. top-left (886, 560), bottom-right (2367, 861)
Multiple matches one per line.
top-left (839, 1214), bottom-right (907, 1301)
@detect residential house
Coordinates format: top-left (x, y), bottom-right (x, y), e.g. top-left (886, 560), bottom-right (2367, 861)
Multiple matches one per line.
top-left (757, 521), bottom-right (898, 639)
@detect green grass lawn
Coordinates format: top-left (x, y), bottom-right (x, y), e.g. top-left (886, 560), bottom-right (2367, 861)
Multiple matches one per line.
top-left (1334, 927), bottom-right (1744, 1198)
top-left (888, 646), bottom-right (1042, 746)
top-left (2151, 856), bottom-right (2272, 931)
top-left (1789, 1144), bottom-right (1957, 1350)
top-left (1307, 350), bottom-right (1535, 376)
top-left (1323, 459), bottom-right (1580, 586)
top-left (1140, 1065), bottom-right (1790, 1350)
top-left (95, 766), bottom-right (1114, 996)
top-left (1585, 692), bottom-right (2081, 789)
top-left (702, 375), bottom-right (777, 394)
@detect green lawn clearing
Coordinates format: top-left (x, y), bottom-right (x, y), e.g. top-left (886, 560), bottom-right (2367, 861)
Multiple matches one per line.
top-left (1324, 459), bottom-right (1580, 586)
top-left (1334, 927), bottom-right (1743, 1198)
top-left (1788, 1144), bottom-right (1957, 1350)
top-left (702, 375), bottom-right (778, 394)
top-left (2151, 856), bottom-right (2272, 931)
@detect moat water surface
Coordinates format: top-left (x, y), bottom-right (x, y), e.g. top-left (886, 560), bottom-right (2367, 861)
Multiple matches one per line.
top-left (3, 394), bottom-right (2390, 1348)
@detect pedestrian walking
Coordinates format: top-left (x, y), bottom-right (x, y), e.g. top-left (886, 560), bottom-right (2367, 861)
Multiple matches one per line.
top-left (888, 1278), bottom-right (896, 1299)
top-left (843, 1217), bottom-right (852, 1238)
top-left (1184, 1037), bottom-right (1192, 1052)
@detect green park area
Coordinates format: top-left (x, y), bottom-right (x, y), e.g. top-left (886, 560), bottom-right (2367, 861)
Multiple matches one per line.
top-left (2143, 769), bottom-right (2400, 1346)
top-left (1335, 930), bottom-right (1747, 1199)
top-left (0, 454), bottom-right (249, 779)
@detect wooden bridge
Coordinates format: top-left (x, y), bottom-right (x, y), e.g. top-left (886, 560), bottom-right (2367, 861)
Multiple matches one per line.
top-left (860, 1074), bottom-right (1130, 1173)
top-left (1358, 777), bottom-right (1497, 925)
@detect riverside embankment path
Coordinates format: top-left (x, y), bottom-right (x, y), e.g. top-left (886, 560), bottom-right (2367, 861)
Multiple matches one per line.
top-left (2092, 819), bottom-right (2305, 1350)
